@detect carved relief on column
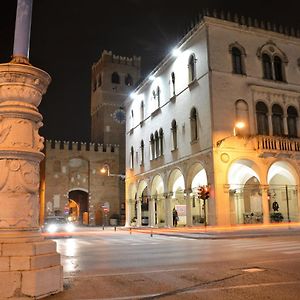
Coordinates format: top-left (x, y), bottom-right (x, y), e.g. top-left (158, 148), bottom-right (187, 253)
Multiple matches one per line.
top-left (0, 159), bottom-right (40, 228)
top-left (0, 63), bottom-right (50, 230)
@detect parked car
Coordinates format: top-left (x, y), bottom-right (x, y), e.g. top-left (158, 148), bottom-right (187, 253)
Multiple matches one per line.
top-left (42, 216), bottom-right (75, 237)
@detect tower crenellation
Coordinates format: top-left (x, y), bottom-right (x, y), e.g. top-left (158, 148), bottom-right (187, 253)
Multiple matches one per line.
top-left (46, 139), bottom-right (119, 154)
top-left (185, 9), bottom-right (300, 40)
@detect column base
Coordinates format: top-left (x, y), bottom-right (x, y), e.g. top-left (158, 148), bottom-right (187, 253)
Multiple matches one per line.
top-left (0, 232), bottom-right (63, 299)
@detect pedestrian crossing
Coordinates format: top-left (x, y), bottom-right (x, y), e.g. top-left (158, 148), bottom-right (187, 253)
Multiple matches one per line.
top-left (230, 240), bottom-right (300, 255)
top-left (72, 235), bottom-right (196, 247)
top-left (63, 236), bottom-right (300, 256)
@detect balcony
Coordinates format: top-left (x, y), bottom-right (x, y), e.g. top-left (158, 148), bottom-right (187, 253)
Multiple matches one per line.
top-left (256, 135), bottom-right (300, 158)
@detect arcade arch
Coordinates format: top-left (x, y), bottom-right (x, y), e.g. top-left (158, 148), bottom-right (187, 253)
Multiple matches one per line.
top-left (267, 161), bottom-right (299, 222)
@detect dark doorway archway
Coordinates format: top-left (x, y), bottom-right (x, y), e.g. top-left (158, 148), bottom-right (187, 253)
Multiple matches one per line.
top-left (68, 190), bottom-right (88, 224)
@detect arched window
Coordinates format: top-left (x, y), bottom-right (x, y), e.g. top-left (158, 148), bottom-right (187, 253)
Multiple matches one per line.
top-left (262, 54), bottom-right (273, 80)
top-left (287, 106), bottom-right (298, 137)
top-left (171, 72), bottom-right (176, 96)
top-left (171, 119), bottom-right (177, 150)
top-left (111, 72), bottom-right (120, 84)
top-left (159, 128), bottom-right (164, 156)
top-left (188, 54), bottom-right (196, 82)
top-left (130, 109), bottom-right (134, 128)
top-left (156, 86), bottom-right (161, 108)
top-left (125, 74), bottom-right (133, 86)
top-left (140, 101), bottom-right (144, 121)
top-left (155, 131), bottom-right (159, 158)
top-left (235, 100), bottom-right (249, 135)
top-left (256, 101), bottom-right (269, 135)
top-left (97, 74), bottom-right (102, 87)
top-left (130, 146), bottom-right (134, 169)
top-left (272, 104), bottom-right (284, 136)
top-left (274, 56), bottom-right (284, 81)
top-left (231, 47), bottom-right (244, 74)
top-left (140, 140), bottom-right (145, 166)
top-left (190, 107), bottom-right (198, 141)
top-left (150, 134), bottom-right (155, 160)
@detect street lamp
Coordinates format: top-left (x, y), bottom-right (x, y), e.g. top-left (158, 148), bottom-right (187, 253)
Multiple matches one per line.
top-left (216, 121), bottom-right (246, 147)
top-left (100, 164), bottom-right (125, 180)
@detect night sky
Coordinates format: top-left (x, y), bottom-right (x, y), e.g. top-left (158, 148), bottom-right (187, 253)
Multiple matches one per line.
top-left (1, 0), bottom-right (300, 142)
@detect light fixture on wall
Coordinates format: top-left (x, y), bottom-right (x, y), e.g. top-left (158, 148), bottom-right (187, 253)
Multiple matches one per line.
top-left (100, 164), bottom-right (125, 180)
top-left (216, 121), bottom-right (246, 147)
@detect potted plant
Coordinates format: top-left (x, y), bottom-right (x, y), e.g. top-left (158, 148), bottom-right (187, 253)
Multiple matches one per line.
top-left (270, 212), bottom-right (284, 223)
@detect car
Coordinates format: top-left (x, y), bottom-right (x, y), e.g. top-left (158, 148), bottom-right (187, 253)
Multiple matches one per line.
top-left (42, 216), bottom-right (75, 237)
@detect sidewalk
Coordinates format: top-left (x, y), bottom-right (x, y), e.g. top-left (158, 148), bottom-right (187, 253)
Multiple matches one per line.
top-left (119, 222), bottom-right (300, 239)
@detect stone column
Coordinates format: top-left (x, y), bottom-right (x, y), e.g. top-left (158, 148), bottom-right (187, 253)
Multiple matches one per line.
top-left (125, 198), bottom-right (132, 227)
top-left (149, 198), bottom-right (155, 227)
top-left (268, 113), bottom-right (273, 136)
top-left (185, 190), bottom-right (193, 226)
top-left (136, 198), bottom-right (142, 227)
top-left (283, 114), bottom-right (288, 136)
top-left (262, 186), bottom-right (270, 224)
top-left (164, 193), bottom-right (172, 227)
top-left (0, 63), bottom-right (63, 299)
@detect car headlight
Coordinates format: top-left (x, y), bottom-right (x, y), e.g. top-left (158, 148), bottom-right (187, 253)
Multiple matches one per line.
top-left (66, 223), bottom-right (75, 232)
top-left (47, 224), bottom-right (58, 233)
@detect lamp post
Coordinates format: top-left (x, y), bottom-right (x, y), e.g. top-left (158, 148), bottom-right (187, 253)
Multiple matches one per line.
top-left (0, 0), bottom-right (63, 298)
top-left (216, 121), bottom-right (246, 147)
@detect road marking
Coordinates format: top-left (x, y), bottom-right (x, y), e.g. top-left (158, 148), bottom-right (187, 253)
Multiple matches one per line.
top-left (82, 280), bottom-right (300, 300)
top-left (64, 267), bottom-right (198, 279)
top-left (282, 249), bottom-right (300, 254)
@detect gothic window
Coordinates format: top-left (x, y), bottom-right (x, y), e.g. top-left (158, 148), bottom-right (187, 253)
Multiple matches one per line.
top-left (130, 146), bottom-right (134, 169)
top-left (287, 106), bottom-right (298, 138)
top-left (256, 101), bottom-right (269, 135)
top-left (131, 109), bottom-right (134, 128)
top-left (140, 140), bottom-right (145, 166)
top-left (262, 53), bottom-right (273, 80)
top-left (97, 74), bottom-right (102, 87)
top-left (235, 100), bottom-right (249, 135)
top-left (155, 131), bottom-right (159, 158)
top-left (274, 56), bottom-right (284, 81)
top-left (188, 54), bottom-right (196, 82)
top-left (231, 47), bottom-right (244, 74)
top-left (159, 128), bottom-right (164, 156)
top-left (93, 79), bottom-right (97, 91)
top-left (258, 42), bottom-right (288, 82)
top-left (190, 107), bottom-right (198, 141)
top-left (111, 72), bottom-right (120, 84)
top-left (272, 104), bottom-right (284, 136)
top-left (125, 74), bottom-right (133, 86)
top-left (171, 72), bottom-right (176, 96)
top-left (150, 134), bottom-right (155, 160)
top-left (157, 86), bottom-right (161, 108)
top-left (140, 101), bottom-right (144, 121)
top-left (171, 119), bottom-right (177, 150)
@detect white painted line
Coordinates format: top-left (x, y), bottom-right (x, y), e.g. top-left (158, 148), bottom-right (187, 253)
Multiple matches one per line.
top-left (64, 267), bottom-right (198, 279)
top-left (282, 249), bottom-right (300, 254)
top-left (82, 280), bottom-right (300, 300)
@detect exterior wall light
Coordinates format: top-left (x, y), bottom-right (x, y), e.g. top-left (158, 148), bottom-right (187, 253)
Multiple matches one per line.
top-left (217, 121), bottom-right (246, 147)
top-left (172, 48), bottom-right (180, 57)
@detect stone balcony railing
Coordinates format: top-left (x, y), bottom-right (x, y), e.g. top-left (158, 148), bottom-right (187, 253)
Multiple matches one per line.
top-left (256, 135), bottom-right (300, 154)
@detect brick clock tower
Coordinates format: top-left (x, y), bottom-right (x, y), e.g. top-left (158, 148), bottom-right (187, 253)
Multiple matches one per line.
top-left (91, 50), bottom-right (141, 221)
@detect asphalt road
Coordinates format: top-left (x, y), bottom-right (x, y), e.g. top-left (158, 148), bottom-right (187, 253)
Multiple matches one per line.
top-left (46, 229), bottom-right (300, 300)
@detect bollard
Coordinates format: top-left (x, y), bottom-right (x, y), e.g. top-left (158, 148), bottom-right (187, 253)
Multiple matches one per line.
top-left (130, 228), bottom-right (132, 235)
top-left (150, 229), bottom-right (153, 237)
top-left (102, 224), bottom-right (105, 230)
top-left (114, 226), bottom-right (116, 232)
